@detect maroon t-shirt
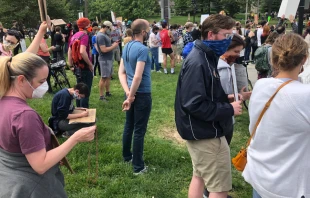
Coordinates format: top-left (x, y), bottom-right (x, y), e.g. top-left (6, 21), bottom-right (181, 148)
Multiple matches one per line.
top-left (0, 96), bottom-right (52, 154)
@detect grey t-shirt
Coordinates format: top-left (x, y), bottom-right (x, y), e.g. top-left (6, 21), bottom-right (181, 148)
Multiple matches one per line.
top-left (96, 32), bottom-right (113, 61)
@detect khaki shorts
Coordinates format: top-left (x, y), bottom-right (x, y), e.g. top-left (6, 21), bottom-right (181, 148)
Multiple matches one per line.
top-left (186, 136), bottom-right (232, 192)
top-left (113, 46), bottom-right (121, 62)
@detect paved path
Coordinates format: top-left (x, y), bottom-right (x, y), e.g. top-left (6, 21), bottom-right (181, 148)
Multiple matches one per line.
top-left (247, 63), bottom-right (257, 86)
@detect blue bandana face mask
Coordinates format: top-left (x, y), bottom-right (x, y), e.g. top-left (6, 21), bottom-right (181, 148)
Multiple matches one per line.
top-left (203, 37), bottom-right (233, 56)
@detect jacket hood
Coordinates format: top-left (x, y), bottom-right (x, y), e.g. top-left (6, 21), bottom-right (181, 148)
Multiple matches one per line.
top-left (182, 40), bottom-right (217, 59)
top-left (217, 58), bottom-right (231, 70)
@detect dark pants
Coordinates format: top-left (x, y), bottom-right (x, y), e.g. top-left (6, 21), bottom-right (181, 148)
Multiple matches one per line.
top-left (150, 47), bottom-right (160, 71)
top-left (224, 124), bottom-right (234, 145)
top-left (13, 43), bottom-right (21, 56)
top-left (58, 119), bottom-right (94, 135)
top-left (251, 45), bottom-right (258, 61)
top-left (76, 69), bottom-right (93, 108)
top-left (92, 54), bottom-right (101, 76)
top-left (122, 93), bottom-right (152, 173)
top-left (119, 42), bottom-right (122, 56)
top-left (245, 45), bottom-right (251, 61)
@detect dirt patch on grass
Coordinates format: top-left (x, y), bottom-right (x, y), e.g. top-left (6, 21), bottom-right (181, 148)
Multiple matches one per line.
top-left (160, 126), bottom-right (186, 145)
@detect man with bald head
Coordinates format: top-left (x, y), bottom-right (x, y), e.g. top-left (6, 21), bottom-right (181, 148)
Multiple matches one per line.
top-left (118, 19), bottom-right (152, 175)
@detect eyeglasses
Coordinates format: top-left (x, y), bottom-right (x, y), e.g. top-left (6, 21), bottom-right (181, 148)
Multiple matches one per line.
top-left (217, 32), bottom-right (234, 39)
top-left (4, 39), bottom-right (18, 45)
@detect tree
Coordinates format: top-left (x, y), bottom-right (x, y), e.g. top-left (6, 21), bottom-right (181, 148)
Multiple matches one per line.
top-left (261, 0), bottom-right (281, 13)
top-left (0, 0), bottom-right (73, 28)
top-left (88, 0), bottom-right (160, 22)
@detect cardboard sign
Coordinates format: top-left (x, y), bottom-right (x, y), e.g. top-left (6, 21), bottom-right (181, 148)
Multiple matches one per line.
top-left (78, 12), bottom-right (84, 19)
top-left (116, 17), bottom-right (123, 22)
top-left (38, 0), bottom-right (47, 22)
top-left (51, 19), bottom-right (66, 26)
top-left (200, 14), bottom-right (209, 25)
top-left (234, 64), bottom-right (249, 92)
top-left (278, 0), bottom-right (300, 19)
top-left (69, 109), bottom-right (96, 124)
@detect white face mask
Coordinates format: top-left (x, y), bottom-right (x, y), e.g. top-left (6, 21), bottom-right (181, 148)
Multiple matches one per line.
top-left (27, 80), bottom-right (49, 98)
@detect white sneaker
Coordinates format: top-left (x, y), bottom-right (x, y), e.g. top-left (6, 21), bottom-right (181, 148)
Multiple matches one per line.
top-left (133, 166), bottom-right (148, 175)
top-left (156, 70), bottom-right (162, 73)
top-left (151, 70), bottom-right (155, 72)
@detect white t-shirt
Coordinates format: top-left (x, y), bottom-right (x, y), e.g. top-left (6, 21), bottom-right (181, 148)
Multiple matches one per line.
top-left (243, 78), bottom-right (310, 198)
top-left (149, 32), bottom-right (160, 48)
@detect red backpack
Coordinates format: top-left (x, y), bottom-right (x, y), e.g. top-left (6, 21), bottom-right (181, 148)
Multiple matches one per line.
top-left (71, 33), bottom-right (86, 69)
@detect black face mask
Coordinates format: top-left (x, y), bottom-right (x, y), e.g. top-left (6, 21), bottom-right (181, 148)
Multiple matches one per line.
top-left (144, 32), bottom-right (150, 42)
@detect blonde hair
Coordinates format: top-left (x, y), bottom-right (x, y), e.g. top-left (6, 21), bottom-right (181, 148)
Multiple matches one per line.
top-left (272, 33), bottom-right (308, 72)
top-left (0, 52), bottom-right (47, 98)
top-left (184, 22), bottom-right (193, 29)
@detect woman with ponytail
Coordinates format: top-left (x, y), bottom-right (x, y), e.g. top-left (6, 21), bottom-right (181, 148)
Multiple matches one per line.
top-left (0, 52), bottom-right (96, 197)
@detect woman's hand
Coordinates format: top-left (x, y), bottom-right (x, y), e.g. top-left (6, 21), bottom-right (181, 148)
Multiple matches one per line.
top-left (240, 86), bottom-right (252, 101)
top-left (71, 125), bottom-right (96, 143)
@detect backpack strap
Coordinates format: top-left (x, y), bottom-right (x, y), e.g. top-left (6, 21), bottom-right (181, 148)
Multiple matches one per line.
top-left (78, 33), bottom-right (86, 40)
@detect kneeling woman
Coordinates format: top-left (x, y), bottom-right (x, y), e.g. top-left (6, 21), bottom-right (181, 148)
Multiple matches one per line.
top-left (0, 53), bottom-right (96, 197)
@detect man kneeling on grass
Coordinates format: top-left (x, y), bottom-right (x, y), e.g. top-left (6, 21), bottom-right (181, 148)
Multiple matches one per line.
top-left (50, 83), bottom-right (95, 138)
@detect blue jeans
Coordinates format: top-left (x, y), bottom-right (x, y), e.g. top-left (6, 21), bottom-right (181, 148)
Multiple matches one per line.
top-left (76, 69), bottom-right (93, 108)
top-left (122, 93), bottom-right (152, 172)
top-left (245, 45), bottom-right (251, 61)
top-left (253, 189), bottom-right (262, 198)
top-left (150, 47), bottom-right (160, 71)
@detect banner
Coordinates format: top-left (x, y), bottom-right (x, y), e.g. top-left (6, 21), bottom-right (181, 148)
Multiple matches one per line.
top-left (111, 11), bottom-right (116, 23)
top-left (200, 14), bottom-right (209, 25)
top-left (278, 0), bottom-right (300, 19)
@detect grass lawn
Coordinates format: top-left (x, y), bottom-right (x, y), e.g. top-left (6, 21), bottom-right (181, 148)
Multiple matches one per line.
top-left (26, 64), bottom-right (252, 198)
top-left (24, 19), bottom-right (253, 196)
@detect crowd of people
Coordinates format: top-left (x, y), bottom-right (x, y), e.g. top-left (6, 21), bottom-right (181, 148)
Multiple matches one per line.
top-left (0, 10), bottom-right (310, 198)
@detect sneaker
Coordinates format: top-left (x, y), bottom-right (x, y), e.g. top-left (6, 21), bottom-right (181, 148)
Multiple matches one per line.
top-left (106, 92), bottom-right (112, 97)
top-left (62, 131), bottom-right (70, 139)
top-left (156, 70), bottom-right (162, 73)
top-left (151, 70), bottom-right (155, 72)
top-left (171, 72), bottom-right (175, 74)
top-left (99, 96), bottom-right (108, 102)
top-left (124, 159), bottom-right (132, 164)
top-left (133, 166), bottom-right (148, 175)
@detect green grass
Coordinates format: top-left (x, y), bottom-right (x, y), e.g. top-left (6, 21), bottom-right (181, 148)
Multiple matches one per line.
top-left (26, 64), bottom-right (252, 198)
top-left (24, 26), bottom-right (252, 197)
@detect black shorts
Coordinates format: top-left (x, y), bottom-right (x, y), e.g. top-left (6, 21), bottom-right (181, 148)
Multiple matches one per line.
top-left (161, 48), bottom-right (173, 55)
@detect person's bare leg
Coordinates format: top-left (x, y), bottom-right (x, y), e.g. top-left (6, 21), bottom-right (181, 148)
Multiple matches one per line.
top-left (163, 53), bottom-right (167, 69)
top-left (188, 176), bottom-right (204, 198)
top-left (99, 78), bottom-right (106, 97)
top-left (209, 192), bottom-right (228, 198)
top-left (105, 77), bottom-right (111, 93)
top-left (169, 53), bottom-right (175, 68)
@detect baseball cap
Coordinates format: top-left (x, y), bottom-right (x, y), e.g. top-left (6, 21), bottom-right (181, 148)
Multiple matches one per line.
top-left (103, 21), bottom-right (112, 29)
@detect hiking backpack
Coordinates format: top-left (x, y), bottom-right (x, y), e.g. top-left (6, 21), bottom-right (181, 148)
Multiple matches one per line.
top-left (254, 45), bottom-right (271, 73)
top-left (71, 33), bottom-right (86, 69)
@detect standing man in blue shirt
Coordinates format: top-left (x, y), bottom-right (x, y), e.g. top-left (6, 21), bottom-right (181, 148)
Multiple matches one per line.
top-left (118, 19), bottom-right (152, 175)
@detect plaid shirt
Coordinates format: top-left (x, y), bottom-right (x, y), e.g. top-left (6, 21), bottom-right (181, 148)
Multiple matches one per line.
top-left (183, 32), bottom-right (193, 47)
